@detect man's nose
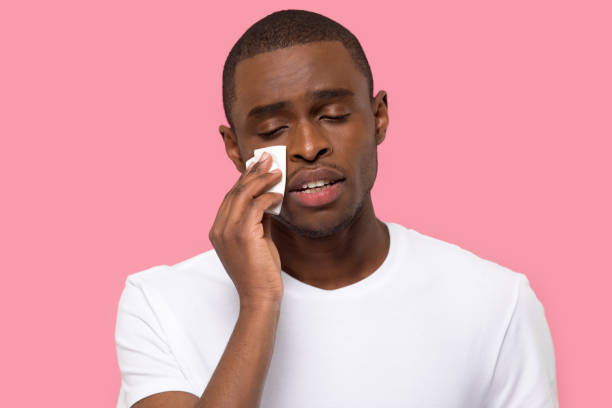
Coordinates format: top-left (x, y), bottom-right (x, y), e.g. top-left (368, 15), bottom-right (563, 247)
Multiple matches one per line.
top-left (288, 120), bottom-right (332, 163)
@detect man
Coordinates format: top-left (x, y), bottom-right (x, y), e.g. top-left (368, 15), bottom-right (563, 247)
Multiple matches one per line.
top-left (115, 9), bottom-right (558, 408)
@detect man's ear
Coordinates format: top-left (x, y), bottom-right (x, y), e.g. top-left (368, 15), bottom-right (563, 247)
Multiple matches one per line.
top-left (218, 125), bottom-right (246, 173)
top-left (372, 90), bottom-right (389, 145)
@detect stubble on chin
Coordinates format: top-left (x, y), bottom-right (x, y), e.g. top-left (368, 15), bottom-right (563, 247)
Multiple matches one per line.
top-left (274, 197), bottom-right (365, 239)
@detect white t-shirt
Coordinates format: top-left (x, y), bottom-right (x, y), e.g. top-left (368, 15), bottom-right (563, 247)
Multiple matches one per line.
top-left (115, 222), bottom-right (558, 407)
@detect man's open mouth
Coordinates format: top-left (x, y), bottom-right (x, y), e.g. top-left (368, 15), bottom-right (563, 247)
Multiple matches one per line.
top-left (291, 178), bottom-right (345, 194)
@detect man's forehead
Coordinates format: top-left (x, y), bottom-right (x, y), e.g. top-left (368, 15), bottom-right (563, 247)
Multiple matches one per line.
top-left (232, 41), bottom-right (367, 114)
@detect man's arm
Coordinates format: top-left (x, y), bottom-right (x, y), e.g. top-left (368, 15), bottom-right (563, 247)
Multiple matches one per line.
top-left (133, 300), bottom-right (281, 408)
top-left (121, 152), bottom-right (285, 408)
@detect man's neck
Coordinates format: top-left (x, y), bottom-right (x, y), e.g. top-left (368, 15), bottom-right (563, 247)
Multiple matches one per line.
top-left (271, 199), bottom-right (390, 291)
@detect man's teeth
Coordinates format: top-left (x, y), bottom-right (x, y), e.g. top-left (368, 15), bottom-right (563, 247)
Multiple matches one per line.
top-left (298, 180), bottom-right (334, 193)
top-left (301, 180), bottom-right (332, 189)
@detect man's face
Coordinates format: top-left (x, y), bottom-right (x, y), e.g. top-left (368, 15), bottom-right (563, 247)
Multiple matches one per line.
top-left (224, 41), bottom-right (388, 237)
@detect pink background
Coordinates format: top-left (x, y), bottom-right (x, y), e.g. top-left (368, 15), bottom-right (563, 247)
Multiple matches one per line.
top-left (1, 1), bottom-right (610, 406)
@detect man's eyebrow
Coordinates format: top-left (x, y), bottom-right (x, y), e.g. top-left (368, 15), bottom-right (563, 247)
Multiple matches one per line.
top-left (247, 101), bottom-right (289, 118)
top-left (246, 88), bottom-right (354, 119)
top-left (310, 88), bottom-right (354, 100)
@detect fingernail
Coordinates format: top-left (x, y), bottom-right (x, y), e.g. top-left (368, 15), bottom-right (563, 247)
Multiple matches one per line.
top-left (259, 151), bottom-right (270, 162)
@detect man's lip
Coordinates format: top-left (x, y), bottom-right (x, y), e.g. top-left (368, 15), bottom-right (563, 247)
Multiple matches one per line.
top-left (287, 167), bottom-right (346, 192)
top-left (289, 179), bottom-right (344, 207)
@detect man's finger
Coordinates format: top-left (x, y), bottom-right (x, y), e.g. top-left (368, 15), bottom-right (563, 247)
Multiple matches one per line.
top-left (244, 192), bottom-right (283, 231)
top-left (240, 152), bottom-right (273, 182)
top-left (262, 213), bottom-right (273, 239)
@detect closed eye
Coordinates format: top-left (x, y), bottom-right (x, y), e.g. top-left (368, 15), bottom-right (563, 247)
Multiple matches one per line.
top-left (257, 126), bottom-right (288, 138)
top-left (320, 113), bottom-right (351, 121)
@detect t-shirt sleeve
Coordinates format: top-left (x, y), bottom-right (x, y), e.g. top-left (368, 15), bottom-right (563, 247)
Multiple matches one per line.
top-left (484, 274), bottom-right (559, 407)
top-left (115, 275), bottom-right (197, 408)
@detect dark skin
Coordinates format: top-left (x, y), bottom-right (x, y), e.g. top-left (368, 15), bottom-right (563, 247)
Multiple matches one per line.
top-left (132, 40), bottom-right (389, 407)
top-left (221, 40), bottom-right (390, 290)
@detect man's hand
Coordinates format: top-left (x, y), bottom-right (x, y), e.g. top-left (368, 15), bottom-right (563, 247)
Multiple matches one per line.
top-left (209, 151), bottom-right (284, 306)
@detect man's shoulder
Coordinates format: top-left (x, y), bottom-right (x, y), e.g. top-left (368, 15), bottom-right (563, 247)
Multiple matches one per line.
top-left (391, 224), bottom-right (535, 345)
top-left (124, 248), bottom-right (230, 295)
top-left (390, 223), bottom-right (526, 305)
top-left (406, 226), bottom-right (521, 280)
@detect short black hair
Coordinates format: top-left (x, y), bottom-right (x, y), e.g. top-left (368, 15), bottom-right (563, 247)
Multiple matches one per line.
top-left (222, 9), bottom-right (374, 128)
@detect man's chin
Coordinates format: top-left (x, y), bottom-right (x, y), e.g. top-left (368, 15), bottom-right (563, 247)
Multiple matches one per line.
top-left (274, 204), bottom-right (362, 239)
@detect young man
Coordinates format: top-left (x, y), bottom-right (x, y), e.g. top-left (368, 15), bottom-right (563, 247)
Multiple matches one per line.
top-left (115, 10), bottom-right (558, 408)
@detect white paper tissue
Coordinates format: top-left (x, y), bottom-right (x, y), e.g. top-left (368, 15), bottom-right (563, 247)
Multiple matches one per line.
top-left (245, 145), bottom-right (286, 215)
